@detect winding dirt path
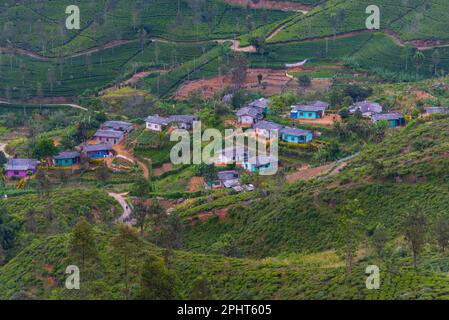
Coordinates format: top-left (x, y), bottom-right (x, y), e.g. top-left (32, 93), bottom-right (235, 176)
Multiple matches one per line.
top-left (109, 192), bottom-right (133, 225)
top-left (113, 141), bottom-right (149, 179)
top-left (224, 0), bottom-right (311, 13)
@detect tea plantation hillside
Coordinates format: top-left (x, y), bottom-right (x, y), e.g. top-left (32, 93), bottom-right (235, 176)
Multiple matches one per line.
top-left (0, 0), bottom-right (292, 56)
top-left (269, 0), bottom-right (449, 43)
top-left (3, 232), bottom-right (449, 299)
top-left (181, 116), bottom-right (449, 258)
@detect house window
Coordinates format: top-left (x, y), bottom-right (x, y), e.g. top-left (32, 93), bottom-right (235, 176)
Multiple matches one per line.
top-left (309, 113), bottom-right (313, 117)
top-left (14, 171), bottom-right (19, 175)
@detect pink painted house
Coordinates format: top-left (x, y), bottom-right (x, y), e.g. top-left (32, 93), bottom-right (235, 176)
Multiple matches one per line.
top-left (5, 158), bottom-right (39, 178)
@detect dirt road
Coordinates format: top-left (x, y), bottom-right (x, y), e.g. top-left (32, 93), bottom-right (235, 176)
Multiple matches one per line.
top-left (109, 192), bottom-right (133, 224)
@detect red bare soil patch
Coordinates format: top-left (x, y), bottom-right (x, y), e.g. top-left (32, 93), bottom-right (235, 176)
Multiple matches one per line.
top-left (153, 163), bottom-right (173, 177)
top-left (176, 68), bottom-right (294, 99)
top-left (294, 114), bottom-right (341, 126)
top-left (286, 163), bottom-right (334, 183)
top-left (197, 208), bottom-right (229, 223)
top-left (224, 0), bottom-right (311, 12)
top-left (188, 177), bottom-right (205, 192)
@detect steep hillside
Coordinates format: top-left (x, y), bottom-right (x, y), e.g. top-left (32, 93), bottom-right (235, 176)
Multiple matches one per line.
top-left (270, 0), bottom-right (449, 43)
top-left (3, 233), bottom-right (449, 300)
top-left (1, 0), bottom-right (292, 55)
top-left (181, 116), bottom-right (449, 257)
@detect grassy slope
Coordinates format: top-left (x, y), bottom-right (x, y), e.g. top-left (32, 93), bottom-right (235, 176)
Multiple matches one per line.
top-left (181, 117), bottom-right (449, 257)
top-left (3, 232), bottom-right (449, 300)
top-left (1, 0), bottom-right (292, 55)
top-left (270, 0), bottom-right (449, 43)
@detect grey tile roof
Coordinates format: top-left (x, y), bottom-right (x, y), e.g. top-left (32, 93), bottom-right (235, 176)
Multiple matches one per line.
top-left (102, 121), bottom-right (133, 131)
top-left (145, 115), bottom-right (170, 125)
top-left (371, 112), bottom-right (404, 121)
top-left (145, 114), bottom-right (197, 125)
top-left (310, 100), bottom-right (330, 109)
top-left (168, 115), bottom-right (198, 124)
top-left (6, 158), bottom-right (39, 171)
top-left (280, 127), bottom-right (311, 137)
top-left (247, 98), bottom-right (269, 110)
top-left (291, 104), bottom-right (327, 112)
top-left (218, 170), bottom-right (240, 181)
top-left (236, 106), bottom-right (264, 119)
top-left (349, 101), bottom-right (383, 114)
top-left (83, 144), bottom-right (113, 152)
top-left (253, 120), bottom-right (284, 131)
top-left (54, 151), bottom-right (80, 160)
top-left (425, 107), bottom-right (449, 114)
top-left (94, 129), bottom-right (124, 139)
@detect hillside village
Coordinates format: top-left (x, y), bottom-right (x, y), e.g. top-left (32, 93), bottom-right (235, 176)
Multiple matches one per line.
top-left (3, 0), bottom-right (449, 302)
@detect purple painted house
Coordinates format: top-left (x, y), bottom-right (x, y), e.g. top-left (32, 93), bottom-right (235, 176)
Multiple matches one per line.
top-left (5, 158), bottom-right (39, 178)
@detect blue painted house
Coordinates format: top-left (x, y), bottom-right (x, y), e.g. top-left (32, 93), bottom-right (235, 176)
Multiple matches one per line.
top-left (83, 144), bottom-right (113, 159)
top-left (243, 155), bottom-right (276, 173)
top-left (53, 151), bottom-right (81, 167)
top-left (371, 112), bottom-right (406, 128)
top-left (290, 104), bottom-right (327, 120)
top-left (280, 127), bottom-right (313, 144)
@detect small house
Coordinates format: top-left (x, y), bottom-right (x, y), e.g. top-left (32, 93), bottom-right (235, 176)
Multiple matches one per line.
top-left (253, 121), bottom-right (283, 139)
top-left (247, 98), bottom-right (269, 114)
top-left (145, 115), bottom-right (170, 132)
top-left (243, 155), bottom-right (276, 173)
top-left (53, 151), bottom-right (81, 167)
top-left (280, 127), bottom-right (313, 144)
top-left (101, 121), bottom-right (134, 133)
top-left (290, 104), bottom-right (327, 120)
top-left (211, 170), bottom-right (241, 189)
top-left (83, 144), bottom-right (113, 159)
top-left (214, 146), bottom-right (248, 166)
top-left (5, 158), bottom-right (39, 178)
top-left (425, 107), bottom-right (449, 115)
top-left (371, 112), bottom-right (406, 128)
top-left (236, 107), bottom-right (264, 125)
top-left (349, 101), bottom-right (383, 117)
top-left (94, 129), bottom-right (125, 145)
top-left (168, 115), bottom-right (198, 130)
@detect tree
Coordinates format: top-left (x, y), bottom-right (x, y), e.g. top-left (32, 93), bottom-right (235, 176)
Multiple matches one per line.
top-left (0, 208), bottom-right (19, 252)
top-left (153, 214), bottom-right (183, 250)
top-left (257, 73), bottom-right (263, 85)
top-left (0, 151), bottom-right (7, 167)
top-left (371, 224), bottom-right (388, 259)
top-left (110, 224), bottom-right (142, 299)
top-left (95, 163), bottom-right (110, 184)
top-left (130, 195), bottom-right (149, 229)
top-left (197, 164), bottom-right (217, 186)
top-left (297, 74), bottom-right (311, 93)
top-left (136, 253), bottom-right (179, 300)
top-left (35, 171), bottom-right (52, 197)
top-left (249, 36), bottom-right (266, 55)
top-left (230, 56), bottom-right (248, 90)
top-left (31, 138), bottom-right (58, 161)
top-left (189, 275), bottom-right (213, 300)
top-left (68, 217), bottom-right (98, 274)
top-left (130, 176), bottom-right (153, 198)
top-left (412, 50), bottom-right (425, 77)
top-left (336, 199), bottom-right (365, 273)
top-left (432, 49), bottom-right (441, 75)
top-left (25, 208), bottom-right (37, 233)
top-left (402, 206), bottom-right (428, 269)
top-left (435, 215), bottom-right (449, 253)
